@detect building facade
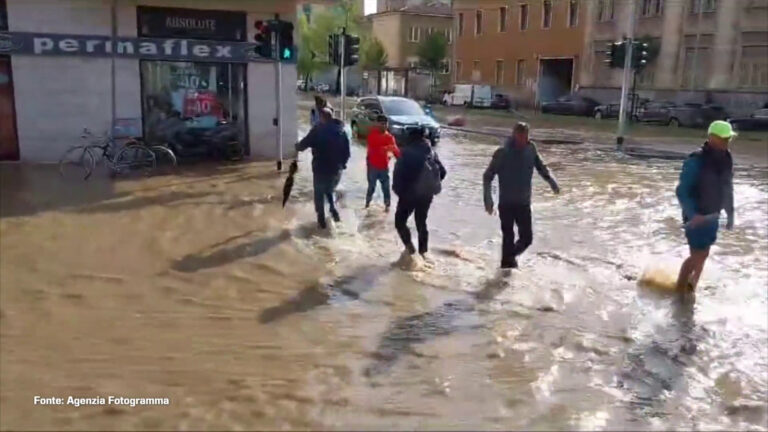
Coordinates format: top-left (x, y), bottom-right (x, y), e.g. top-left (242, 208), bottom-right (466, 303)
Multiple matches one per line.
top-left (0, 0), bottom-right (300, 162)
top-left (367, 2), bottom-right (453, 97)
top-left (579, 0), bottom-right (768, 113)
top-left (454, 0), bottom-right (585, 106)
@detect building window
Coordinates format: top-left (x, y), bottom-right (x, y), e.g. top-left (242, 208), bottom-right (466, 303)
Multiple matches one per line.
top-left (475, 10), bottom-right (483, 35)
top-left (520, 4), bottom-right (529, 30)
top-left (409, 26), bottom-right (420, 42)
top-left (568, 0), bottom-right (579, 27)
top-left (428, 27), bottom-right (436, 35)
top-left (455, 60), bottom-right (462, 81)
top-left (440, 60), bottom-right (450, 75)
top-left (738, 45), bottom-right (768, 88)
top-left (444, 28), bottom-right (453, 44)
top-left (0, 0), bottom-right (7, 31)
top-left (499, 7), bottom-right (508, 32)
top-left (458, 12), bottom-right (464, 37)
top-left (516, 59), bottom-right (526, 85)
top-left (542, 1), bottom-right (553, 29)
top-left (473, 60), bottom-right (481, 80)
top-left (642, 0), bottom-right (664, 16)
top-left (691, 0), bottom-right (717, 13)
top-left (598, 0), bottom-right (615, 22)
top-left (495, 60), bottom-right (504, 85)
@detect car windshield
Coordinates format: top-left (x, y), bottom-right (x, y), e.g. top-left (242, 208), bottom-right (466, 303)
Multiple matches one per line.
top-left (381, 99), bottom-right (425, 116)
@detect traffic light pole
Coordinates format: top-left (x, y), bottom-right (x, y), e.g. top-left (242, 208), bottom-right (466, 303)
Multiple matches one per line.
top-left (273, 30), bottom-right (283, 171)
top-left (340, 28), bottom-right (347, 124)
top-left (616, 0), bottom-right (637, 150)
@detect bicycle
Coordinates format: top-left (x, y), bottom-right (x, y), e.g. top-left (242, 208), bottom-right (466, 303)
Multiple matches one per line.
top-left (125, 136), bottom-right (178, 169)
top-left (59, 129), bottom-right (156, 180)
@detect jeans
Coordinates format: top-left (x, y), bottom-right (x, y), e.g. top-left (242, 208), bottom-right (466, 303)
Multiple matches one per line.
top-left (313, 172), bottom-right (341, 222)
top-left (499, 203), bottom-right (533, 267)
top-left (366, 167), bottom-right (391, 207)
top-left (395, 196), bottom-right (433, 254)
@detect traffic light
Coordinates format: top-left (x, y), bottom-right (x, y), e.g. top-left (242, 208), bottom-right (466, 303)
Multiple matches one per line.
top-left (344, 34), bottom-right (360, 67)
top-left (604, 41), bottom-right (625, 69)
top-left (254, 20), bottom-right (273, 58)
top-left (632, 41), bottom-right (649, 70)
top-left (274, 20), bottom-right (295, 61)
top-left (328, 33), bottom-right (340, 65)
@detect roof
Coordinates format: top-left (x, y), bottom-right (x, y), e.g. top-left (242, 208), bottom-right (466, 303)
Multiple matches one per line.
top-left (368, 1), bottom-right (452, 18)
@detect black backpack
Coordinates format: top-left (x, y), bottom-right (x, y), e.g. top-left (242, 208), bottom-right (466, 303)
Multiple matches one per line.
top-left (413, 150), bottom-right (442, 198)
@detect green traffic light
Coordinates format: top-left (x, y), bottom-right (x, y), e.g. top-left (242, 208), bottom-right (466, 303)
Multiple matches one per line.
top-left (282, 47), bottom-right (292, 59)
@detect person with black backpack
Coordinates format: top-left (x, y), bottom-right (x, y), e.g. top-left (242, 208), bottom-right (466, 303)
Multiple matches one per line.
top-left (392, 126), bottom-right (447, 262)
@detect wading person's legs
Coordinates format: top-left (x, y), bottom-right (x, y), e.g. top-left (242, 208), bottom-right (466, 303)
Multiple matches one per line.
top-left (395, 199), bottom-right (417, 254)
top-left (498, 204), bottom-right (517, 268)
top-left (677, 248), bottom-right (710, 291)
top-left (413, 197), bottom-right (433, 255)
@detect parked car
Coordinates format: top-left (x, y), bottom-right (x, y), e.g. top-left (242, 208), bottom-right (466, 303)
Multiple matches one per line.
top-left (593, 103), bottom-right (620, 119)
top-left (444, 84), bottom-right (492, 108)
top-left (728, 108), bottom-right (768, 132)
top-left (637, 102), bottom-right (729, 128)
top-left (490, 94), bottom-right (512, 110)
top-left (350, 96), bottom-right (441, 146)
top-left (541, 94), bottom-right (600, 116)
top-left (315, 83), bottom-right (330, 93)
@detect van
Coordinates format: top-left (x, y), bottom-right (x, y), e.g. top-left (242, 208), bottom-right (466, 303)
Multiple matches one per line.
top-left (445, 84), bottom-right (492, 108)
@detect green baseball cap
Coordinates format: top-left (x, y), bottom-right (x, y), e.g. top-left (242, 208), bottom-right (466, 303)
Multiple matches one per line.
top-left (708, 120), bottom-right (737, 139)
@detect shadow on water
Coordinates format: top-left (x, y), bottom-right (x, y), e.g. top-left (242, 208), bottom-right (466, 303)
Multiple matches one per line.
top-left (364, 274), bottom-right (517, 378)
top-left (73, 191), bottom-right (211, 214)
top-left (618, 294), bottom-right (699, 419)
top-left (172, 222), bottom-right (319, 273)
top-left (258, 264), bottom-right (390, 324)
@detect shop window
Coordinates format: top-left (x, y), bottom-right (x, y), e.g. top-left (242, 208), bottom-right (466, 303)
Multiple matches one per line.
top-left (140, 61), bottom-right (246, 150)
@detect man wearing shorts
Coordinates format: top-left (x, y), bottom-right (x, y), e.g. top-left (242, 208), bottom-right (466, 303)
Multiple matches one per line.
top-left (675, 120), bottom-right (735, 292)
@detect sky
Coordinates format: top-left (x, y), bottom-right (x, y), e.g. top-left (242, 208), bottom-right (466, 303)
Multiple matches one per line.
top-left (364, 0), bottom-right (376, 15)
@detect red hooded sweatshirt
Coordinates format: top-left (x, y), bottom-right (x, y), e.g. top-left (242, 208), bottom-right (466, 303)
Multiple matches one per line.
top-left (366, 127), bottom-right (401, 170)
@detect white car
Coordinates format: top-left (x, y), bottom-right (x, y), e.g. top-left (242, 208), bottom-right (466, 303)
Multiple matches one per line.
top-left (444, 84), bottom-right (492, 108)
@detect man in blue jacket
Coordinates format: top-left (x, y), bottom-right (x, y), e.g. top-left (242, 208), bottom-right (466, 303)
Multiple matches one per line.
top-left (675, 120), bottom-right (735, 292)
top-left (296, 107), bottom-right (351, 229)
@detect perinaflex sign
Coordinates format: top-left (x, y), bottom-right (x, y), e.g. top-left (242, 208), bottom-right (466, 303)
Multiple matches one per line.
top-left (0, 31), bottom-right (283, 63)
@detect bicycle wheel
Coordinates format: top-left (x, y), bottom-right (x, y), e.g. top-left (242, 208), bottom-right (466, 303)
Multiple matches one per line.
top-left (113, 145), bottom-right (156, 176)
top-left (59, 146), bottom-right (96, 180)
top-left (224, 141), bottom-right (245, 162)
top-left (150, 145), bottom-right (178, 168)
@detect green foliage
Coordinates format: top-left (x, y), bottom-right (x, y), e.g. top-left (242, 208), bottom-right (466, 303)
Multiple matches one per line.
top-left (417, 32), bottom-right (448, 73)
top-left (361, 37), bottom-right (388, 70)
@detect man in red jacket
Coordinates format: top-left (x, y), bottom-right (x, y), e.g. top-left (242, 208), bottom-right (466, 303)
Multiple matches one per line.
top-left (366, 115), bottom-right (401, 211)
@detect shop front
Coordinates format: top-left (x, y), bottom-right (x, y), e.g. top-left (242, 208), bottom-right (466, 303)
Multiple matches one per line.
top-left (0, 0), bottom-right (18, 161)
top-left (2, 0), bottom-right (299, 163)
top-left (137, 6), bottom-right (249, 157)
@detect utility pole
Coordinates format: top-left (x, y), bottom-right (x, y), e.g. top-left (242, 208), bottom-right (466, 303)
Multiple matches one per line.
top-left (110, 0), bottom-right (117, 136)
top-left (273, 18), bottom-right (283, 171)
top-left (616, 0), bottom-right (637, 150)
top-left (340, 27), bottom-right (347, 123)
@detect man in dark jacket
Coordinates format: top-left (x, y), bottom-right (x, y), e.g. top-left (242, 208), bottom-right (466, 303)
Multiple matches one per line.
top-left (392, 127), bottom-right (446, 261)
top-left (483, 122), bottom-right (560, 269)
top-left (675, 120), bottom-right (735, 292)
top-left (296, 108), bottom-right (351, 229)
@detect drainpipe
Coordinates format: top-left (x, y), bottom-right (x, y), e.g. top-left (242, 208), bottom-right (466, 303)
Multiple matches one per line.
top-left (690, 0), bottom-right (703, 92)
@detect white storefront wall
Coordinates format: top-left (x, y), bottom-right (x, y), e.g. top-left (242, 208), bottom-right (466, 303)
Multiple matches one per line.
top-left (6, 0), bottom-right (297, 162)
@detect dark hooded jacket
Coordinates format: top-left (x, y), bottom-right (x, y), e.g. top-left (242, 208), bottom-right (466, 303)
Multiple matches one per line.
top-left (296, 119), bottom-right (351, 176)
top-left (392, 138), bottom-right (446, 199)
top-left (676, 142), bottom-right (734, 222)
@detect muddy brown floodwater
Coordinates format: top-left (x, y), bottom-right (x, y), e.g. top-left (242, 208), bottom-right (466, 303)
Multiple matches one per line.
top-left (1, 124), bottom-right (766, 431)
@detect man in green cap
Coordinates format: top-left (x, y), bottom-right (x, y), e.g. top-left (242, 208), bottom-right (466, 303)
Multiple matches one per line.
top-left (675, 120), bottom-right (736, 292)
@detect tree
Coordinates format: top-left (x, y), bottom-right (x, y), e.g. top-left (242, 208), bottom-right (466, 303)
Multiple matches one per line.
top-left (361, 37), bottom-right (388, 94)
top-left (297, 13), bottom-right (329, 91)
top-left (416, 32), bottom-right (449, 93)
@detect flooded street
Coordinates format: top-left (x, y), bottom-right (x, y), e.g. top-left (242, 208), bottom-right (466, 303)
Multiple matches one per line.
top-left (1, 123), bottom-right (766, 430)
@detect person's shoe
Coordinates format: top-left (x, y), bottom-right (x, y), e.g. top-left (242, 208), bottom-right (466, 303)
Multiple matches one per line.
top-left (501, 257), bottom-right (518, 269)
top-left (365, 201), bottom-right (371, 209)
top-left (384, 205), bottom-right (390, 213)
top-left (330, 209), bottom-right (341, 223)
top-left (420, 252), bottom-right (435, 266)
top-left (317, 218), bottom-right (328, 230)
